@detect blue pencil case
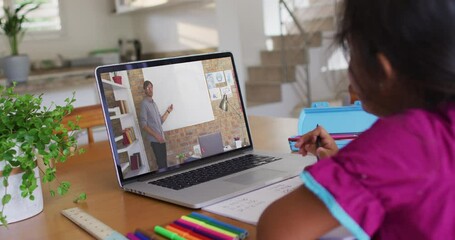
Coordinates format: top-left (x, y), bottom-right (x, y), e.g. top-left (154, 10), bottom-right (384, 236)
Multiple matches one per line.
top-left (289, 101), bottom-right (378, 152)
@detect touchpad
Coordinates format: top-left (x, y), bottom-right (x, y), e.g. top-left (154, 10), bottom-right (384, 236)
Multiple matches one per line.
top-left (224, 169), bottom-right (285, 185)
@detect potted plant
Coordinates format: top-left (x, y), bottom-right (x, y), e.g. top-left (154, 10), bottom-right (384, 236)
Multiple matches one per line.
top-left (0, 85), bottom-right (86, 226)
top-left (176, 153), bottom-right (186, 164)
top-left (0, 1), bottom-right (40, 84)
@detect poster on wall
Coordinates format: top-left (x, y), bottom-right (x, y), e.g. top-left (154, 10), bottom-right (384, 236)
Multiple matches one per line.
top-left (214, 71), bottom-right (226, 84)
top-left (220, 86), bottom-right (232, 97)
top-left (224, 70), bottom-right (235, 86)
top-left (209, 88), bottom-right (222, 100)
top-left (206, 73), bottom-right (216, 89)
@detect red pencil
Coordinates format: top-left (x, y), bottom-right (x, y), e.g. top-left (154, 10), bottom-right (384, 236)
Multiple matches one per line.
top-left (288, 132), bottom-right (360, 142)
top-left (167, 223), bottom-right (211, 240)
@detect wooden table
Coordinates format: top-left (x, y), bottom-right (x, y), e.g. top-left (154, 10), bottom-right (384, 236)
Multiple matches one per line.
top-left (0, 116), bottom-right (299, 239)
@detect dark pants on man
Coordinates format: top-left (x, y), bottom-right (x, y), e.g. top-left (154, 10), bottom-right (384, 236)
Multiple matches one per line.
top-left (151, 142), bottom-right (167, 169)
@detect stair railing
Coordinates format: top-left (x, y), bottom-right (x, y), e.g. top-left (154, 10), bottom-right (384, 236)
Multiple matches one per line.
top-left (279, 0), bottom-right (312, 106)
top-left (278, 0), bottom-right (339, 107)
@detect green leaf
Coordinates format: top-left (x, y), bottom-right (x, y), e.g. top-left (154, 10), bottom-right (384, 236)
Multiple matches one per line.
top-left (2, 194), bottom-right (11, 205)
top-left (49, 190), bottom-right (55, 197)
top-left (57, 181), bottom-right (71, 196)
top-left (1, 150), bottom-right (15, 162)
top-left (2, 178), bottom-right (8, 187)
top-left (62, 148), bottom-right (70, 156)
top-left (78, 148), bottom-right (86, 154)
top-left (57, 186), bottom-right (63, 196)
top-left (67, 121), bottom-right (75, 130)
top-left (1, 165), bottom-right (12, 177)
top-left (43, 167), bottom-right (56, 183)
top-left (0, 212), bottom-right (8, 228)
top-left (73, 193), bottom-right (87, 203)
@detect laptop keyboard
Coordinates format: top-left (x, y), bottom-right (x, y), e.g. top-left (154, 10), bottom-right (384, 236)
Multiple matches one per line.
top-left (149, 154), bottom-right (282, 190)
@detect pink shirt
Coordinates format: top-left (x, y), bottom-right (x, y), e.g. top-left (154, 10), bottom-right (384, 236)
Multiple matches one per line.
top-left (302, 103), bottom-right (455, 240)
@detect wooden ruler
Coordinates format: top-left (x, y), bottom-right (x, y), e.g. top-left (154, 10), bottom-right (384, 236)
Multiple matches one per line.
top-left (61, 207), bottom-right (128, 240)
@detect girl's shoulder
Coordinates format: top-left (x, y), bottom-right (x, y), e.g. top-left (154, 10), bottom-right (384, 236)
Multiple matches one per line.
top-left (334, 104), bottom-right (455, 175)
top-left (372, 103), bottom-right (455, 139)
top-left (324, 103), bottom-right (455, 239)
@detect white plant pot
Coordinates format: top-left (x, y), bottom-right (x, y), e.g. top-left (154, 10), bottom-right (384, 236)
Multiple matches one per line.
top-left (0, 165), bottom-right (43, 224)
top-left (235, 140), bottom-right (242, 148)
top-left (2, 55), bottom-right (31, 84)
top-left (0, 141), bottom-right (43, 225)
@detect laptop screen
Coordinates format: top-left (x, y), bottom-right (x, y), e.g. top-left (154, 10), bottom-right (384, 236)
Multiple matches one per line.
top-left (95, 52), bottom-right (252, 180)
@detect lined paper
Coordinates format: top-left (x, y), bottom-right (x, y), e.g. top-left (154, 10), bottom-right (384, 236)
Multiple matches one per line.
top-left (203, 176), bottom-right (354, 239)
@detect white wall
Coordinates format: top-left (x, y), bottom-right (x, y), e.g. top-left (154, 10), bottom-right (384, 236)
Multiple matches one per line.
top-left (245, 82), bottom-right (303, 118)
top-left (10, 0), bottom-right (134, 61)
top-left (263, 0), bottom-right (281, 36)
top-left (14, 0), bottom-right (219, 61)
top-left (131, 1), bottom-right (218, 53)
top-left (237, 0), bottom-right (267, 69)
top-left (308, 32), bottom-right (347, 102)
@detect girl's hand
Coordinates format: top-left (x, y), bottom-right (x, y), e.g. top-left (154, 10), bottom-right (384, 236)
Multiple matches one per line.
top-left (295, 125), bottom-right (339, 159)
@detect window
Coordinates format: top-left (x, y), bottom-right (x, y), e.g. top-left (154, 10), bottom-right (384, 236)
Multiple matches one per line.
top-left (0, 0), bottom-right (61, 33)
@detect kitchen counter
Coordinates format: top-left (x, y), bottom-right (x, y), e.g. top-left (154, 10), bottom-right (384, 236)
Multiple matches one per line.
top-left (0, 66), bottom-right (107, 144)
top-left (0, 66), bottom-right (96, 94)
top-left (1, 66), bottom-right (102, 110)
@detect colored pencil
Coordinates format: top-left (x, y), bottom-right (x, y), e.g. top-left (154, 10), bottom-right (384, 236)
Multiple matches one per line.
top-left (166, 225), bottom-right (203, 240)
top-left (288, 132), bottom-right (360, 142)
top-left (154, 225), bottom-right (186, 240)
top-left (126, 232), bottom-right (141, 240)
top-left (168, 223), bottom-right (211, 240)
top-left (181, 215), bottom-right (238, 239)
top-left (174, 218), bottom-right (234, 240)
top-left (135, 229), bottom-right (156, 240)
top-left (188, 212), bottom-right (248, 240)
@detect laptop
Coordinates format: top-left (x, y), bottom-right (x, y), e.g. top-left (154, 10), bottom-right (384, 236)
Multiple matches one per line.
top-left (198, 132), bottom-right (224, 158)
top-left (94, 52), bottom-right (316, 208)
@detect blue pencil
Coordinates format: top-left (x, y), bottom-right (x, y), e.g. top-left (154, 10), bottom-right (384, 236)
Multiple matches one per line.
top-left (189, 212), bottom-right (248, 239)
top-left (133, 230), bottom-right (151, 240)
top-left (134, 229), bottom-right (155, 240)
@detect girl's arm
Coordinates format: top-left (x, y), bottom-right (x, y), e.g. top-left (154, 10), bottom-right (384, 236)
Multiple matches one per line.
top-left (257, 185), bottom-right (340, 240)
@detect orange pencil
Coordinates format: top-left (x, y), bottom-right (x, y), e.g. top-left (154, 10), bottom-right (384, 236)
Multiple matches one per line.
top-left (166, 225), bottom-right (203, 240)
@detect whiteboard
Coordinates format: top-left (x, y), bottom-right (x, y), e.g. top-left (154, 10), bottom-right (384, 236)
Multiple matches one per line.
top-left (142, 61), bottom-right (214, 131)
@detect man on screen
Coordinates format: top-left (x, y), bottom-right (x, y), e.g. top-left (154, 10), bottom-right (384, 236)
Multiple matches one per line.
top-left (139, 80), bottom-right (173, 169)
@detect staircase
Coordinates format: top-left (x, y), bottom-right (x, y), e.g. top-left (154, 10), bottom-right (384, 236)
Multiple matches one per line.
top-left (246, 33), bottom-right (320, 105)
top-left (245, 0), bottom-right (343, 110)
